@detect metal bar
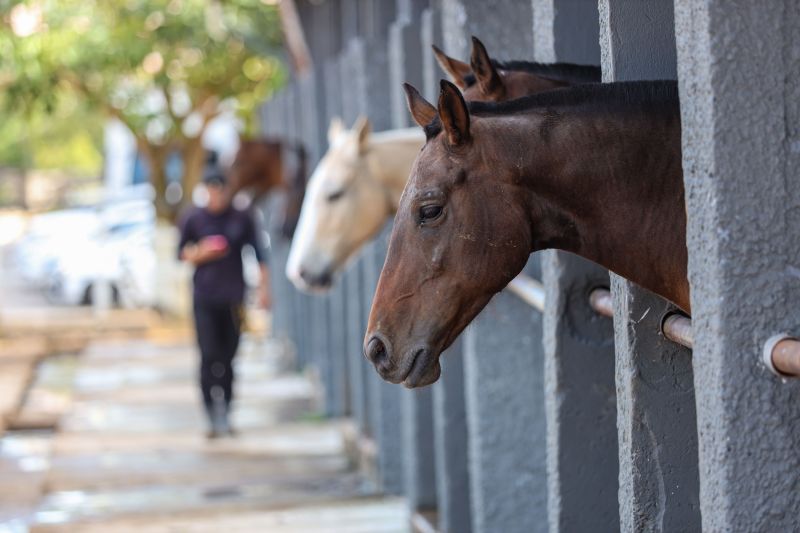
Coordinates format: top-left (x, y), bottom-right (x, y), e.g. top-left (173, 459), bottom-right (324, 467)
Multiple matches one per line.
top-left (589, 288), bottom-right (613, 318)
top-left (589, 288), bottom-right (694, 350)
top-left (763, 335), bottom-right (800, 378)
top-left (662, 313), bottom-right (694, 349)
top-left (506, 274), bottom-right (546, 313)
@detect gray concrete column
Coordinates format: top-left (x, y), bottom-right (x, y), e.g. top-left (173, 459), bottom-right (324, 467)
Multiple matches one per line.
top-left (325, 280), bottom-right (349, 417)
top-left (442, 0), bottom-right (533, 60)
top-left (463, 261), bottom-right (547, 533)
top-left (363, 226), bottom-right (404, 495)
top-left (338, 21), bottom-right (402, 494)
top-left (674, 1), bottom-right (800, 530)
top-left (401, 387), bottom-right (436, 510)
top-left (344, 262), bottom-right (369, 433)
top-left (388, 1), bottom-right (438, 513)
top-left (439, 3), bottom-right (543, 532)
top-left (420, 5), bottom-right (443, 102)
top-left (528, 5), bottom-right (619, 531)
top-left (421, 7), bottom-right (473, 530)
top-left (531, 0), bottom-right (600, 65)
top-left (432, 339), bottom-right (472, 533)
top-left (389, 1), bottom-right (426, 128)
top-left (599, 1), bottom-right (700, 531)
top-left (541, 252), bottom-right (619, 533)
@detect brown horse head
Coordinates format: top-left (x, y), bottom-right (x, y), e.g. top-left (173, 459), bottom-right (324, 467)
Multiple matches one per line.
top-left (363, 82), bottom-right (534, 387)
top-left (434, 36), bottom-right (579, 102)
top-left (365, 80), bottom-right (687, 388)
top-left (229, 138), bottom-right (307, 238)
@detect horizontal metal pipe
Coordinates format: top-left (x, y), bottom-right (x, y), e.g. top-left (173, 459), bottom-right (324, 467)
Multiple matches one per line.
top-left (763, 335), bottom-right (800, 378)
top-left (506, 274), bottom-right (545, 313)
top-left (589, 288), bottom-right (613, 318)
top-left (589, 288), bottom-right (694, 349)
top-left (662, 313), bottom-right (694, 349)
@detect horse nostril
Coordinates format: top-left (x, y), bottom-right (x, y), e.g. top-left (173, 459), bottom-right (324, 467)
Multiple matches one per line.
top-left (318, 269), bottom-right (333, 287)
top-left (365, 336), bottom-right (390, 367)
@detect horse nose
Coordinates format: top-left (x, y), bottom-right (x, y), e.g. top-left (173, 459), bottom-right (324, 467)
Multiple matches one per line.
top-left (365, 335), bottom-right (392, 373)
top-left (299, 267), bottom-right (332, 289)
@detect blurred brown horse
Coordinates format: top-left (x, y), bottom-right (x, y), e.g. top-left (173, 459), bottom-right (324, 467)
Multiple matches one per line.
top-left (434, 36), bottom-right (600, 102)
top-left (228, 138), bottom-right (308, 238)
top-left (365, 80), bottom-right (686, 388)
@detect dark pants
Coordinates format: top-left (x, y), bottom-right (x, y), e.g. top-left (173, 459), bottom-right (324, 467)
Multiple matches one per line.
top-left (193, 299), bottom-right (242, 412)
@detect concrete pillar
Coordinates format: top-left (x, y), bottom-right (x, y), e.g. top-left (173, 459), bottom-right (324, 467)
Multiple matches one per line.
top-left (389, 0), bottom-right (426, 128)
top-left (531, 0), bottom-right (600, 65)
top-left (387, 0), bottom-right (438, 513)
top-left (340, 23), bottom-right (403, 493)
top-left (421, 5), bottom-right (473, 530)
top-left (363, 225), bottom-right (404, 495)
top-left (441, 0), bottom-right (533, 60)
top-left (541, 252), bottom-right (619, 533)
top-left (440, 3), bottom-right (544, 532)
top-left (344, 262), bottom-right (369, 433)
top-left (420, 5), bottom-right (443, 102)
top-left (528, 4), bottom-right (620, 532)
top-left (463, 261), bottom-right (547, 533)
top-left (674, 1), bottom-right (800, 530)
top-left (432, 339), bottom-right (473, 533)
top-left (599, 1), bottom-right (701, 531)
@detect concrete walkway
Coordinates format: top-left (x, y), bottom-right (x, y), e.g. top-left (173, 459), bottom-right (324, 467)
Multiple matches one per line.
top-left (0, 332), bottom-right (409, 532)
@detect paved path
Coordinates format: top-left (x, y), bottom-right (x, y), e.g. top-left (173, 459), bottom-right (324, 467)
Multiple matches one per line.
top-left (0, 333), bottom-right (408, 532)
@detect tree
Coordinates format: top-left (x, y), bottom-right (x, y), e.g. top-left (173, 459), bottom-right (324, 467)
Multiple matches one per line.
top-left (2, 0), bottom-right (286, 220)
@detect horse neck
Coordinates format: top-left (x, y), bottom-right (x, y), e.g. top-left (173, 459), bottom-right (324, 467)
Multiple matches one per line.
top-left (367, 130), bottom-right (425, 210)
top-left (499, 107), bottom-right (689, 311)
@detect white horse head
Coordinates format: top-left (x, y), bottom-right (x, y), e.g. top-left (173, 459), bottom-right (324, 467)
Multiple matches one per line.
top-left (286, 117), bottom-right (424, 292)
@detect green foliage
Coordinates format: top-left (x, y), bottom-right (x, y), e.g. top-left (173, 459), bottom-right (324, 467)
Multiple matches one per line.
top-left (0, 0), bottom-right (286, 197)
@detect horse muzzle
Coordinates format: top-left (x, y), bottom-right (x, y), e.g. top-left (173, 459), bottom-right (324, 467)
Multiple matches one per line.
top-left (364, 334), bottom-right (441, 388)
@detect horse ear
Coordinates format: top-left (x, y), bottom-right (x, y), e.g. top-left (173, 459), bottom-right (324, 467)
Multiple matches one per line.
top-left (328, 117), bottom-right (345, 144)
top-left (470, 36), bottom-right (504, 99)
top-left (352, 116), bottom-right (371, 153)
top-left (403, 83), bottom-right (437, 128)
top-left (432, 44), bottom-right (471, 90)
top-left (438, 80), bottom-right (470, 146)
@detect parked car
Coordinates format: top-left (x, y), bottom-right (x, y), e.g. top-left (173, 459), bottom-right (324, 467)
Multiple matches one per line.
top-left (47, 217), bottom-right (156, 308)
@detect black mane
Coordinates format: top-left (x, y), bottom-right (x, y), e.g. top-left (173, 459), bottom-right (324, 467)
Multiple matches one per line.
top-left (462, 60), bottom-right (601, 87)
top-left (424, 80), bottom-right (679, 140)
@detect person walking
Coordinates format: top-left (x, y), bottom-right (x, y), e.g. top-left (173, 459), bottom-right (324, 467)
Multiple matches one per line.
top-left (178, 169), bottom-right (270, 438)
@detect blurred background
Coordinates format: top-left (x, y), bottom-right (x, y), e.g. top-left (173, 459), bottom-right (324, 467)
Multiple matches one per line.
top-left (0, 1), bottom-right (407, 531)
top-left (1, 0), bottom-right (286, 317)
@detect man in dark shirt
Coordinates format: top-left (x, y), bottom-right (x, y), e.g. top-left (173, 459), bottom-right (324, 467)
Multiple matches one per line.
top-left (178, 171), bottom-right (270, 438)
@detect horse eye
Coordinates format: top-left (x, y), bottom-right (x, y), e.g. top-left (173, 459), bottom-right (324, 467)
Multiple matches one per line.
top-left (419, 205), bottom-right (443, 222)
top-left (327, 190), bottom-right (345, 202)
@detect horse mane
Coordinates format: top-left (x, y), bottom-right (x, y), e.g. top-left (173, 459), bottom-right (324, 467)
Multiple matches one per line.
top-left (424, 80), bottom-right (679, 140)
top-left (463, 60), bottom-right (601, 86)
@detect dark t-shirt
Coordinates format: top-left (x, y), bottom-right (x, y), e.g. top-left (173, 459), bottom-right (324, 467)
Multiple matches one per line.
top-left (178, 206), bottom-right (267, 304)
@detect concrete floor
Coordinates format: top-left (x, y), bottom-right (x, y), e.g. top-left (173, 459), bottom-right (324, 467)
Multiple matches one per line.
top-left (0, 333), bottom-right (409, 532)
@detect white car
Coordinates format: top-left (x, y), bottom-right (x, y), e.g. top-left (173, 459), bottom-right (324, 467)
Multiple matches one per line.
top-left (14, 208), bottom-right (100, 287)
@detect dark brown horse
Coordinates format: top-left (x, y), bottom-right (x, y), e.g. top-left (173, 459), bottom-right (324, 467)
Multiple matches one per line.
top-left (434, 36), bottom-right (600, 102)
top-left (228, 138), bottom-right (307, 238)
top-left (364, 80), bottom-right (687, 388)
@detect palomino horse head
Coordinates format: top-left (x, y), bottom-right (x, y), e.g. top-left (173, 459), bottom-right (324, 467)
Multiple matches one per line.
top-left (229, 138), bottom-right (307, 239)
top-left (434, 36), bottom-right (599, 102)
top-left (364, 81), bottom-right (534, 388)
top-left (287, 117), bottom-right (397, 292)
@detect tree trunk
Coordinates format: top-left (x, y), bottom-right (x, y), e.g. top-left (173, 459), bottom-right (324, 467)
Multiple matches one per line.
top-left (139, 139), bottom-right (173, 222)
top-left (180, 135), bottom-right (206, 214)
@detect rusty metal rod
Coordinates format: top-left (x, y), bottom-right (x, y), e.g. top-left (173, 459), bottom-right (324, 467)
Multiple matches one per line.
top-left (589, 288), bottom-right (694, 349)
top-left (506, 274), bottom-right (545, 313)
top-left (763, 335), bottom-right (800, 378)
top-left (589, 288), bottom-right (613, 318)
top-left (662, 313), bottom-right (694, 349)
